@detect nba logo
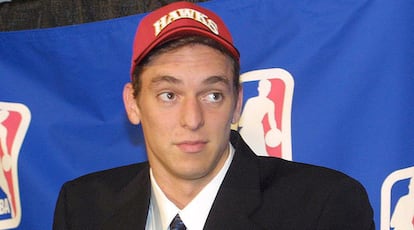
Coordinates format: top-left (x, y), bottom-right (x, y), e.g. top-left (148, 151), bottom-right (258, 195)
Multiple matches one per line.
top-left (381, 166), bottom-right (414, 230)
top-left (0, 102), bottom-right (31, 229)
top-left (237, 68), bottom-right (294, 160)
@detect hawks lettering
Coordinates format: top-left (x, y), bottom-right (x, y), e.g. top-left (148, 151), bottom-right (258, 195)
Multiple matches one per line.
top-left (153, 8), bottom-right (219, 36)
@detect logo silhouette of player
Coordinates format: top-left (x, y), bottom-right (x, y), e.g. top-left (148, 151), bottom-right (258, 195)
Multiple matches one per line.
top-left (390, 176), bottom-right (414, 230)
top-left (0, 109), bottom-right (13, 217)
top-left (239, 79), bottom-right (281, 156)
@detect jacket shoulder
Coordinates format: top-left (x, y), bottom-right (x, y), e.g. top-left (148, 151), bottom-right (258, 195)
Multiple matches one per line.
top-left (254, 157), bottom-right (374, 229)
top-left (64, 162), bottom-right (148, 190)
top-left (257, 157), bottom-right (357, 186)
top-left (53, 162), bottom-right (150, 229)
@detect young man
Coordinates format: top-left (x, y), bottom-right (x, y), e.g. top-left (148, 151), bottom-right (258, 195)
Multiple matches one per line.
top-left (53, 1), bottom-right (375, 229)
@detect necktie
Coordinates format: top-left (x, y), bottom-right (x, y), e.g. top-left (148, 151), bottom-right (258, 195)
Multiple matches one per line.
top-left (169, 214), bottom-right (187, 230)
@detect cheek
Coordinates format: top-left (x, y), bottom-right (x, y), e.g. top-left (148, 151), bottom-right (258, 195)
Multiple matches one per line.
top-left (140, 107), bottom-right (178, 134)
top-left (206, 109), bottom-right (234, 129)
top-left (141, 112), bottom-right (167, 129)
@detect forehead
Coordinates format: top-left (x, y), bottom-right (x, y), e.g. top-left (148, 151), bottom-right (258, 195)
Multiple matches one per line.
top-left (149, 43), bottom-right (231, 64)
top-left (142, 44), bottom-right (233, 77)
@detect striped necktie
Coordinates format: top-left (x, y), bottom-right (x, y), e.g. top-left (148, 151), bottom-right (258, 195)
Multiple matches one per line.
top-left (169, 214), bottom-right (187, 230)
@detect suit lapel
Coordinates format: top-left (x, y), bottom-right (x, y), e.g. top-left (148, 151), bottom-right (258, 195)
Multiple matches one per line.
top-left (204, 131), bottom-right (265, 229)
top-left (102, 164), bottom-right (151, 229)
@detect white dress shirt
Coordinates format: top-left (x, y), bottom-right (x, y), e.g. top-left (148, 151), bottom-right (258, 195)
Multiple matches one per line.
top-left (145, 143), bottom-right (235, 230)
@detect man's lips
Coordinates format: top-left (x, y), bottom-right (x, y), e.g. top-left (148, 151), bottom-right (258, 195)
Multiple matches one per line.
top-left (175, 140), bottom-right (208, 153)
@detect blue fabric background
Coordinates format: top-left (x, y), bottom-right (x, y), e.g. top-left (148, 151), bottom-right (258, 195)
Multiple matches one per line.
top-left (0, 0), bottom-right (413, 228)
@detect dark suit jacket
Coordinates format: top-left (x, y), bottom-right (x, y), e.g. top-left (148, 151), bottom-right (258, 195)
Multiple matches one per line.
top-left (53, 131), bottom-right (375, 229)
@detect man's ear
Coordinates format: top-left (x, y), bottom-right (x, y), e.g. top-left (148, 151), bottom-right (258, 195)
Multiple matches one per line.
top-left (123, 83), bottom-right (141, 125)
top-left (232, 85), bottom-right (243, 124)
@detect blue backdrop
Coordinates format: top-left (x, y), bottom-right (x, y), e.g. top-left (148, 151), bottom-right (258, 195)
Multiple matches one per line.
top-left (0, 0), bottom-right (413, 229)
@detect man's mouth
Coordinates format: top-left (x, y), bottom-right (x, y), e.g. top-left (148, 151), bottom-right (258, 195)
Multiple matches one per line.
top-left (175, 140), bottom-right (208, 153)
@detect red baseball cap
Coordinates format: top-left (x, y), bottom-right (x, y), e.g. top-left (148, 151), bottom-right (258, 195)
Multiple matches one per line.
top-left (130, 1), bottom-right (240, 78)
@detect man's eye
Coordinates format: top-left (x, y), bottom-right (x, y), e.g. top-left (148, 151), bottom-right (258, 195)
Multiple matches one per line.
top-left (204, 92), bottom-right (223, 103)
top-left (159, 92), bottom-right (176, 101)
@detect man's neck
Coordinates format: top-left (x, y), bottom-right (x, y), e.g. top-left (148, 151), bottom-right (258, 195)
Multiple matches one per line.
top-left (151, 163), bottom-right (225, 209)
top-left (149, 145), bottom-right (233, 209)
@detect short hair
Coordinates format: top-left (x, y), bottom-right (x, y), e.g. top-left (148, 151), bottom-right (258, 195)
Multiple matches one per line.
top-left (131, 35), bottom-right (240, 98)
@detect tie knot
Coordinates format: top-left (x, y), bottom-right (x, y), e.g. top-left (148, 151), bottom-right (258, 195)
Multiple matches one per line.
top-left (169, 214), bottom-right (187, 230)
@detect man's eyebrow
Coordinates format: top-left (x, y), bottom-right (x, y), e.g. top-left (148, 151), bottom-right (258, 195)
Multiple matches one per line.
top-left (150, 75), bottom-right (182, 85)
top-left (202, 75), bottom-right (231, 86)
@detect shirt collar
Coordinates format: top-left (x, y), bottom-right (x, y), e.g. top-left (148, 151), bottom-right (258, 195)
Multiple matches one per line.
top-left (149, 143), bottom-right (235, 230)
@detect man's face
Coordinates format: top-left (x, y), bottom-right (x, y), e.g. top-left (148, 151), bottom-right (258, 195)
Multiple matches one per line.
top-left (124, 44), bottom-right (242, 185)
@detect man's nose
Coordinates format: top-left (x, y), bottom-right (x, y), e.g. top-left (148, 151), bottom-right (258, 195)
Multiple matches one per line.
top-left (180, 97), bottom-right (204, 130)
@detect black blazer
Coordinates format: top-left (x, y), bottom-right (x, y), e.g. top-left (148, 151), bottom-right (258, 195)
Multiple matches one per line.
top-left (53, 131), bottom-right (375, 229)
